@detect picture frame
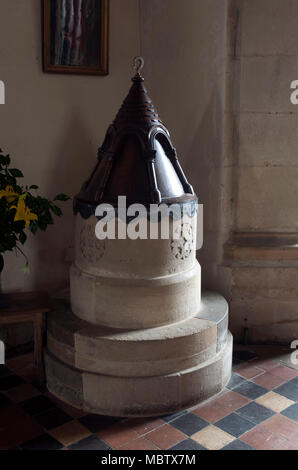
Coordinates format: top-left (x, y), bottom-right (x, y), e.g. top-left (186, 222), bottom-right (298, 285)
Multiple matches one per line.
top-left (42, 0), bottom-right (109, 75)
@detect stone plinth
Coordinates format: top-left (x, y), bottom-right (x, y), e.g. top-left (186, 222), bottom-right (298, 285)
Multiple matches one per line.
top-left (45, 291), bottom-right (232, 417)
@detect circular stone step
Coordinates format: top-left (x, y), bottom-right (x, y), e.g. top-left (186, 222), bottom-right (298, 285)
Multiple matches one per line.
top-left (196, 291), bottom-right (229, 352)
top-left (45, 291), bottom-right (232, 417)
top-left (45, 332), bottom-right (232, 417)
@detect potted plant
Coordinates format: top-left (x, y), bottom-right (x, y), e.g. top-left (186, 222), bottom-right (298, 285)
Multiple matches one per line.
top-left (0, 149), bottom-right (69, 307)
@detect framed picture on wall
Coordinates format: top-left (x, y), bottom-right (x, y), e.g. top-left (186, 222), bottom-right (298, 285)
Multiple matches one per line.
top-left (42, 0), bottom-right (109, 75)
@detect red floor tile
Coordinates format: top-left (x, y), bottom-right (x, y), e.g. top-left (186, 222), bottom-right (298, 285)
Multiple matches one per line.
top-left (0, 405), bottom-right (43, 449)
top-left (282, 441), bottom-right (298, 450)
top-left (0, 427), bottom-right (16, 450)
top-left (252, 372), bottom-right (287, 389)
top-left (250, 359), bottom-right (279, 372)
top-left (145, 423), bottom-right (186, 450)
top-left (123, 418), bottom-right (164, 436)
top-left (236, 364), bottom-right (264, 379)
top-left (241, 425), bottom-right (289, 450)
top-left (6, 353), bottom-right (34, 372)
top-left (4, 383), bottom-right (40, 403)
top-left (97, 422), bottom-right (139, 449)
top-left (0, 404), bottom-right (27, 428)
top-left (260, 414), bottom-right (298, 440)
top-left (119, 437), bottom-right (159, 450)
top-left (269, 366), bottom-right (298, 381)
top-left (288, 433), bottom-right (298, 450)
top-left (193, 390), bottom-right (250, 423)
top-left (18, 364), bottom-right (39, 382)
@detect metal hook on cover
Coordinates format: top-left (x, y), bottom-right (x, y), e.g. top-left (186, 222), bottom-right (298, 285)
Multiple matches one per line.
top-left (133, 56), bottom-right (144, 76)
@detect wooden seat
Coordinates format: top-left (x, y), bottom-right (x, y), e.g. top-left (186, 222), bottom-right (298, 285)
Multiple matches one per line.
top-left (0, 292), bottom-right (51, 382)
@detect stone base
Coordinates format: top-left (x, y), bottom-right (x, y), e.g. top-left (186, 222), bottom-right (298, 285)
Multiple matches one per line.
top-left (45, 292), bottom-right (233, 417)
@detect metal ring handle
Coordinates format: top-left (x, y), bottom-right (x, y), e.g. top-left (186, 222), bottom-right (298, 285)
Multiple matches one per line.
top-left (133, 56), bottom-right (144, 75)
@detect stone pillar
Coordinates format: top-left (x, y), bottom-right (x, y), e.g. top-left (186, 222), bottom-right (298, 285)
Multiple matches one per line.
top-left (223, 0), bottom-right (298, 343)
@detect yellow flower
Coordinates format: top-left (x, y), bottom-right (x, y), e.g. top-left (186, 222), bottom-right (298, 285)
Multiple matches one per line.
top-left (11, 194), bottom-right (38, 227)
top-left (0, 185), bottom-right (19, 203)
top-left (22, 262), bottom-right (30, 274)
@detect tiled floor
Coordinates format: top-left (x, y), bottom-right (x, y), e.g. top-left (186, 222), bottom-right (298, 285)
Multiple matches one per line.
top-left (0, 348), bottom-right (297, 450)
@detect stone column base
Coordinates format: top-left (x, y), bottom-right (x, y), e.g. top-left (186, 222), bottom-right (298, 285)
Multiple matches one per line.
top-left (45, 292), bottom-right (233, 417)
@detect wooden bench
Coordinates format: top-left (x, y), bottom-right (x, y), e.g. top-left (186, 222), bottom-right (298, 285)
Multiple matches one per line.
top-left (0, 291), bottom-right (51, 382)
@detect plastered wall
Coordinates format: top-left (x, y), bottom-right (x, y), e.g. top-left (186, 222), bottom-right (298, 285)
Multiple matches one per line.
top-left (0, 0), bottom-right (140, 294)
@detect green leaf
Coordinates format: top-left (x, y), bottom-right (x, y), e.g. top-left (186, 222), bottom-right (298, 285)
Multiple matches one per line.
top-left (19, 231), bottom-right (27, 245)
top-left (9, 168), bottom-right (23, 177)
top-left (0, 154), bottom-right (10, 166)
top-left (30, 223), bottom-right (38, 235)
top-left (37, 220), bottom-right (48, 231)
top-left (53, 193), bottom-right (70, 202)
top-left (29, 184), bottom-right (38, 190)
top-left (50, 205), bottom-right (62, 216)
top-left (44, 209), bottom-right (54, 225)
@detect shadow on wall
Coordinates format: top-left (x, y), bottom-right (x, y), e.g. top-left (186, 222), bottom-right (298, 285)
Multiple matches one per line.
top-left (31, 108), bottom-right (96, 293)
top-left (184, 86), bottom-right (224, 291)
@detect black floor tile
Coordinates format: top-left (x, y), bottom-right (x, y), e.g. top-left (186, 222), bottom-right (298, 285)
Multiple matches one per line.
top-left (162, 410), bottom-right (188, 423)
top-left (289, 376), bottom-right (298, 387)
top-left (170, 413), bottom-right (208, 436)
top-left (233, 358), bottom-right (243, 366)
top-left (275, 382), bottom-right (298, 402)
top-left (20, 395), bottom-right (54, 416)
top-left (0, 374), bottom-right (25, 391)
top-left (235, 402), bottom-right (275, 425)
top-left (0, 392), bottom-right (11, 408)
top-left (215, 413), bottom-right (255, 438)
top-left (233, 350), bottom-right (258, 362)
top-left (32, 382), bottom-right (48, 393)
top-left (170, 438), bottom-right (206, 450)
top-left (78, 414), bottom-right (120, 433)
top-left (20, 433), bottom-right (63, 450)
top-left (226, 373), bottom-right (247, 390)
top-left (68, 435), bottom-right (112, 450)
top-left (0, 366), bottom-right (13, 378)
top-left (233, 381), bottom-right (267, 400)
top-left (281, 403), bottom-right (298, 422)
top-left (222, 439), bottom-right (254, 450)
top-left (34, 407), bottom-right (73, 430)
